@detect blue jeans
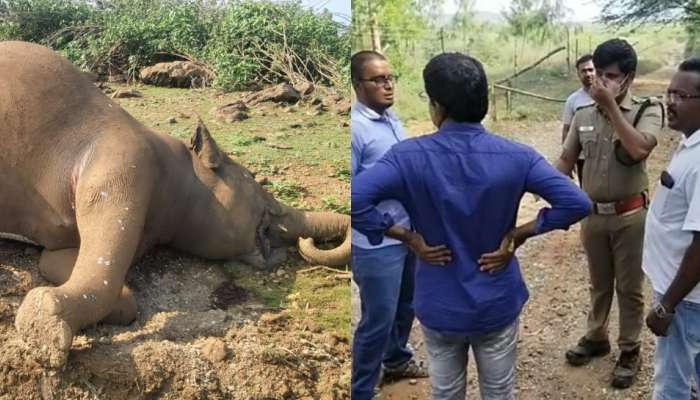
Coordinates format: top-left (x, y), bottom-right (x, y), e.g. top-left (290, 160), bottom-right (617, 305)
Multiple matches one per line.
top-left (351, 244), bottom-right (415, 400)
top-left (653, 292), bottom-right (700, 400)
top-left (422, 319), bottom-right (519, 400)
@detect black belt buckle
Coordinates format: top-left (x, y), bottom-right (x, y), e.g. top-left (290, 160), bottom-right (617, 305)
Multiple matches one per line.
top-left (661, 171), bottom-right (675, 189)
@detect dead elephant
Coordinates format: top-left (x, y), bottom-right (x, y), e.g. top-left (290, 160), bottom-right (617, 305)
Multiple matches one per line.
top-left (0, 41), bottom-right (350, 367)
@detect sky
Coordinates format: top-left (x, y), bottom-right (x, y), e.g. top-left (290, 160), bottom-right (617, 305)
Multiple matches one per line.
top-left (300, 0), bottom-right (351, 24)
top-left (447, 0), bottom-right (602, 22)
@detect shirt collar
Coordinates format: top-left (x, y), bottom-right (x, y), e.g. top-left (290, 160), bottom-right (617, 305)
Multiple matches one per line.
top-left (353, 101), bottom-right (397, 122)
top-left (681, 129), bottom-right (700, 148)
top-left (438, 121), bottom-right (486, 134)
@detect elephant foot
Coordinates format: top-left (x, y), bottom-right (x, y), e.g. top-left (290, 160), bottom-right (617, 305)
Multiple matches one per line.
top-left (102, 286), bottom-right (137, 326)
top-left (15, 287), bottom-right (73, 368)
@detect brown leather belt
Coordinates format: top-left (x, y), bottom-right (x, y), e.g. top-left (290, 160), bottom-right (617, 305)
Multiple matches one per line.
top-left (592, 193), bottom-right (647, 216)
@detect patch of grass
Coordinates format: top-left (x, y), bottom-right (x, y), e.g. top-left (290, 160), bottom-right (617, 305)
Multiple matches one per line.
top-left (265, 180), bottom-right (305, 201)
top-left (320, 196), bottom-right (350, 214)
top-left (330, 163), bottom-right (351, 183)
top-left (222, 263), bottom-right (289, 308)
top-left (222, 262), bottom-right (350, 341)
top-left (287, 271), bottom-right (351, 341)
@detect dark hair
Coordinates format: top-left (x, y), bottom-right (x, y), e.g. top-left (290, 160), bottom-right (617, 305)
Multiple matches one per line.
top-left (593, 39), bottom-right (637, 75)
top-left (576, 54), bottom-right (593, 69)
top-left (679, 57), bottom-right (700, 91)
top-left (423, 52), bottom-right (488, 123)
top-left (350, 50), bottom-right (386, 81)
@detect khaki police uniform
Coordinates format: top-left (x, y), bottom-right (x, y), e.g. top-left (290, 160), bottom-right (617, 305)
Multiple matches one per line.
top-left (564, 91), bottom-right (663, 352)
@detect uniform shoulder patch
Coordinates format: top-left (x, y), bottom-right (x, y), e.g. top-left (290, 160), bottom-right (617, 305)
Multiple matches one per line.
top-left (574, 103), bottom-right (595, 113)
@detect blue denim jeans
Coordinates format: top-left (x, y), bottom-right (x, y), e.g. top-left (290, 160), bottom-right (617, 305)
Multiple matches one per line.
top-left (351, 244), bottom-right (415, 400)
top-left (653, 292), bottom-right (700, 400)
top-left (422, 319), bottom-right (519, 400)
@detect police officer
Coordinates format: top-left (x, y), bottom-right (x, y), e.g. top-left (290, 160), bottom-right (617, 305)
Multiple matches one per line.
top-left (555, 39), bottom-right (664, 389)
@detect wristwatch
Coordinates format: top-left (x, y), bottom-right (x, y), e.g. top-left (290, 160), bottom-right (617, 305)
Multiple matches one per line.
top-left (654, 303), bottom-right (675, 320)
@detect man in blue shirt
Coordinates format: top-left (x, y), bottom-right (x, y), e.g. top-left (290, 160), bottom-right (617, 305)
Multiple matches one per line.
top-left (352, 52), bottom-right (592, 399)
top-left (350, 50), bottom-right (427, 400)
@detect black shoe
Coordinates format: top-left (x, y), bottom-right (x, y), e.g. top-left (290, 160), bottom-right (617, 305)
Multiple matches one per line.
top-left (565, 337), bottom-right (611, 366)
top-left (382, 359), bottom-right (429, 383)
top-left (611, 348), bottom-right (641, 389)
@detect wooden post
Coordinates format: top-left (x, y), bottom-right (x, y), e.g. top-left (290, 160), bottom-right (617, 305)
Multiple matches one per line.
top-left (506, 88), bottom-right (512, 117)
top-left (490, 84), bottom-right (498, 122)
top-left (440, 28), bottom-right (445, 52)
top-left (368, 0), bottom-right (381, 52)
top-left (566, 27), bottom-right (571, 72)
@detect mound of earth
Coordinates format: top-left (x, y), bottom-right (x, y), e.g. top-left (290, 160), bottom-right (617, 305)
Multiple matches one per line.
top-left (140, 61), bottom-right (213, 88)
top-left (0, 242), bottom-right (349, 400)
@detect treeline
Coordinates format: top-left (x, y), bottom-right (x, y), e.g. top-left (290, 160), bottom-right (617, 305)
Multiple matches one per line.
top-left (0, 0), bottom-right (350, 91)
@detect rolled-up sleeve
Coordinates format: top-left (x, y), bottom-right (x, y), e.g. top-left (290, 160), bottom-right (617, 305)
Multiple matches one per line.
top-left (525, 153), bottom-right (592, 233)
top-left (351, 151), bottom-right (405, 245)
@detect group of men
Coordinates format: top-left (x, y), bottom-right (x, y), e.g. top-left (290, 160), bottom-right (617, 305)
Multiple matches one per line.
top-left (350, 37), bottom-right (700, 400)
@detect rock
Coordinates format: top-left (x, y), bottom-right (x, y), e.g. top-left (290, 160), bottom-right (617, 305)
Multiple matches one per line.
top-left (293, 81), bottom-right (315, 96)
top-left (111, 88), bottom-right (142, 99)
top-left (24, 246), bottom-right (39, 256)
top-left (107, 74), bottom-right (127, 83)
top-left (335, 99), bottom-right (351, 115)
top-left (199, 337), bottom-right (227, 363)
top-left (140, 61), bottom-right (213, 88)
top-left (95, 82), bottom-right (114, 95)
top-left (211, 101), bottom-right (249, 123)
top-left (245, 83), bottom-right (301, 105)
top-left (166, 116), bottom-right (177, 124)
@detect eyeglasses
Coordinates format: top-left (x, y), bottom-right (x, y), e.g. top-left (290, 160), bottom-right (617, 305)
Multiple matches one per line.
top-left (664, 90), bottom-right (700, 103)
top-left (358, 74), bottom-right (397, 86)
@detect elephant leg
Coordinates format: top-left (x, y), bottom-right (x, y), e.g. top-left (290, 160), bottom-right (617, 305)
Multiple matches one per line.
top-left (15, 163), bottom-right (153, 367)
top-left (39, 248), bottom-right (138, 326)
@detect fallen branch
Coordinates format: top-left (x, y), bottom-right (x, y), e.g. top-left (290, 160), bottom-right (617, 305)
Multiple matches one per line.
top-left (297, 265), bottom-right (348, 275)
top-left (495, 46), bottom-right (566, 84)
top-left (493, 84), bottom-right (566, 103)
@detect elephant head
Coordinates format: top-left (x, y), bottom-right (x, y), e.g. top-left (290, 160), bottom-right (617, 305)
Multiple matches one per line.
top-left (170, 120), bottom-right (350, 267)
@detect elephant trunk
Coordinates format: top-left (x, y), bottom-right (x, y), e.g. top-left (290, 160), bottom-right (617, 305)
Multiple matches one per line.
top-left (274, 204), bottom-right (350, 267)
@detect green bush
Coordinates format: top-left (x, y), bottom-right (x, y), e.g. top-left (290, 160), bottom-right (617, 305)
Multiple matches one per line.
top-left (0, 0), bottom-right (93, 42)
top-left (207, 0), bottom-right (350, 90)
top-left (0, 0), bottom-right (349, 91)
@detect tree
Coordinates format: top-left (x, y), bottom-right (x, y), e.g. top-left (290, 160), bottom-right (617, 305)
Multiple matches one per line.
top-left (502, 0), bottom-right (567, 41)
top-left (599, 0), bottom-right (700, 57)
top-left (351, 0), bottom-right (434, 53)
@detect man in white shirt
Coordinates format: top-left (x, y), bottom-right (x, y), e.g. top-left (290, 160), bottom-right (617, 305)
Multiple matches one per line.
top-left (561, 54), bottom-right (595, 186)
top-left (643, 58), bottom-right (700, 399)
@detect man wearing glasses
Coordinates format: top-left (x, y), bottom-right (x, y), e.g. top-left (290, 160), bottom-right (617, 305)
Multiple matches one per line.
top-left (350, 50), bottom-right (426, 400)
top-left (556, 39), bottom-right (664, 388)
top-left (643, 58), bottom-right (700, 399)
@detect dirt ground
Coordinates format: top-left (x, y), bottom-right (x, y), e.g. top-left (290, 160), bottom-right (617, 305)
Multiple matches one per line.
top-left (376, 80), bottom-right (680, 399)
top-left (0, 244), bottom-right (350, 400)
top-left (0, 84), bottom-right (350, 400)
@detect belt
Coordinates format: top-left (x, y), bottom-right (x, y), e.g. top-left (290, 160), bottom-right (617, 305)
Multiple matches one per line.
top-left (592, 192), bottom-right (647, 216)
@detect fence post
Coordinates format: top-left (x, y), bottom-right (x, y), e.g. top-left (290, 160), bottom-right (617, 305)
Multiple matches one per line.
top-left (490, 84), bottom-right (498, 122)
top-left (566, 27), bottom-right (571, 72)
top-left (440, 28), bottom-right (445, 52)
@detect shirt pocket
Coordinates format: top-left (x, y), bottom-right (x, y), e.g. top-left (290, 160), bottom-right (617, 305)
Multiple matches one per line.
top-left (579, 130), bottom-right (598, 159)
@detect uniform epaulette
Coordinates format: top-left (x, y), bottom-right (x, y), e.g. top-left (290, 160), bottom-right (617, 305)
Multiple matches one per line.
top-left (633, 96), bottom-right (665, 128)
top-left (632, 95), bottom-right (663, 105)
top-left (574, 103), bottom-right (596, 112)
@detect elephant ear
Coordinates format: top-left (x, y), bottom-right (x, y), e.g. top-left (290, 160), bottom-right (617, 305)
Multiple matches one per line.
top-left (189, 119), bottom-right (224, 169)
